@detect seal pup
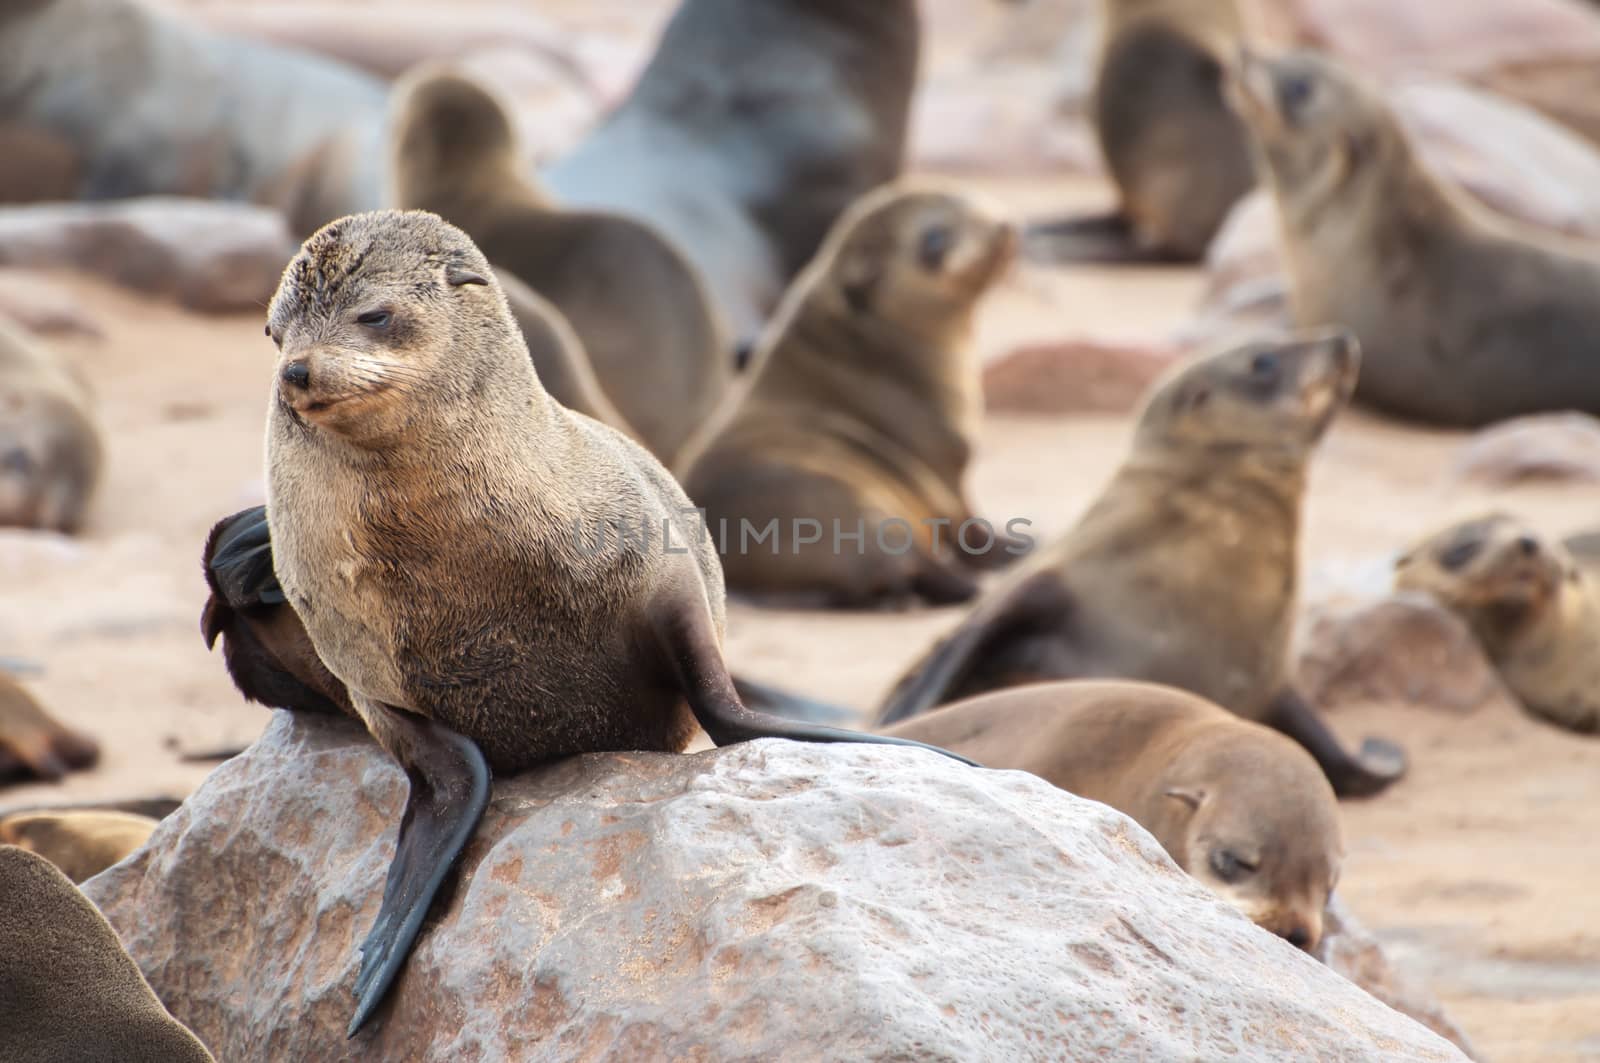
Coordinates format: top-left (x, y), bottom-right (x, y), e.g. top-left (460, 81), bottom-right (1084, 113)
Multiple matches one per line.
top-left (884, 680), bottom-right (1343, 949)
top-left (0, 844), bottom-right (216, 1061)
top-left (0, 808), bottom-right (157, 882)
top-left (677, 182), bottom-right (1026, 608)
top-left (0, 670), bottom-right (99, 785)
top-left (1228, 48), bottom-right (1600, 426)
top-left (875, 329), bottom-right (1406, 797)
top-left (0, 317), bottom-right (102, 533)
top-left (259, 209), bottom-right (975, 1034)
top-left (1395, 513), bottom-right (1600, 734)
top-left (546, 0), bottom-right (920, 341)
top-left (387, 67), bottom-right (725, 464)
top-left (1026, 0), bottom-right (1256, 264)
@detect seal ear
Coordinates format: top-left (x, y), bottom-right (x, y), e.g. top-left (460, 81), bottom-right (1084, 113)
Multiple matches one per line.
top-left (446, 265), bottom-right (489, 288)
top-left (1164, 787), bottom-right (1205, 811)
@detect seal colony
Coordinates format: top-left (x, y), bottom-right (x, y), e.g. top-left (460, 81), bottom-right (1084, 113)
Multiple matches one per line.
top-left (883, 680), bottom-right (1343, 950)
top-left (250, 210), bottom-right (973, 1033)
top-left (678, 182), bottom-right (1025, 607)
top-left (876, 329), bottom-right (1406, 797)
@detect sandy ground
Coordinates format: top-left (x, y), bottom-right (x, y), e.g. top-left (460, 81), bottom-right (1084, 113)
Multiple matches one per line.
top-left (2, 134), bottom-right (1598, 1063)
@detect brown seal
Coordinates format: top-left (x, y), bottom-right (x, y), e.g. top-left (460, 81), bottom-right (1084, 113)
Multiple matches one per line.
top-left (387, 66), bottom-right (727, 464)
top-left (1025, 0), bottom-right (1256, 264)
top-left (0, 808), bottom-right (156, 882)
top-left (253, 209), bottom-right (973, 1033)
top-left (875, 328), bottom-right (1407, 797)
top-left (677, 182), bottom-right (1027, 608)
top-left (0, 844), bottom-right (215, 1061)
top-left (1228, 48), bottom-right (1600, 426)
top-left (1395, 513), bottom-right (1600, 734)
top-left (883, 679), bottom-right (1343, 949)
top-left (0, 670), bottom-right (98, 784)
top-left (546, 0), bottom-right (921, 342)
top-left (0, 317), bottom-right (102, 532)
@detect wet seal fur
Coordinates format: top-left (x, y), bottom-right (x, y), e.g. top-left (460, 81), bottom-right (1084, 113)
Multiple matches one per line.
top-left (678, 181), bottom-right (1026, 608)
top-left (1024, 0), bottom-right (1255, 265)
top-left (1396, 513), bottom-right (1600, 734)
top-left (255, 209), bottom-right (974, 1034)
top-left (884, 680), bottom-right (1343, 950)
top-left (1229, 48), bottom-right (1600, 426)
top-left (876, 328), bottom-right (1407, 797)
top-left (0, 317), bottom-right (102, 533)
top-left (0, 844), bottom-right (215, 1061)
top-left (387, 67), bottom-right (724, 463)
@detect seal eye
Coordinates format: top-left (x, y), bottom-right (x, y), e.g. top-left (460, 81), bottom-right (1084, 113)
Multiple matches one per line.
top-left (1438, 538), bottom-right (1483, 572)
top-left (357, 310), bottom-right (392, 330)
top-left (918, 225), bottom-right (954, 271)
top-left (1250, 352), bottom-right (1280, 379)
top-left (1209, 849), bottom-right (1257, 883)
top-left (1278, 73), bottom-right (1314, 114)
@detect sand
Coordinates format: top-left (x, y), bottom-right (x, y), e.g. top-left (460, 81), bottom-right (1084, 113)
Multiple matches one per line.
top-left (0, 94), bottom-right (1596, 1063)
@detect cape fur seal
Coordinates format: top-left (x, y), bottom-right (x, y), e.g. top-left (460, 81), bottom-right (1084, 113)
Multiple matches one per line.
top-left (0, 808), bottom-right (157, 882)
top-left (883, 680), bottom-right (1343, 949)
top-left (1396, 513), bottom-right (1600, 734)
top-left (255, 209), bottom-right (973, 1033)
top-left (546, 0), bottom-right (920, 341)
top-left (876, 328), bottom-right (1407, 797)
top-left (677, 182), bottom-right (1026, 608)
top-left (1229, 48), bottom-right (1600, 426)
top-left (388, 67), bottom-right (726, 463)
top-left (0, 844), bottom-right (215, 1061)
top-left (0, 670), bottom-right (98, 785)
top-left (1026, 0), bottom-right (1256, 264)
top-left (0, 317), bottom-right (102, 533)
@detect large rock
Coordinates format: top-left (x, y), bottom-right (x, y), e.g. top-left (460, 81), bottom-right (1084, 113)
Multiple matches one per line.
top-left (0, 199), bottom-right (296, 313)
top-left (85, 712), bottom-right (1467, 1062)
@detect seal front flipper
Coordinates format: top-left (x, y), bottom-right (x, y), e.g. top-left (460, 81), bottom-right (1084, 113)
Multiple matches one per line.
top-left (348, 703), bottom-right (490, 1037)
top-left (651, 582), bottom-right (979, 768)
top-left (875, 570), bottom-right (1072, 727)
top-left (201, 506), bottom-right (353, 717)
top-left (1263, 687), bottom-right (1405, 798)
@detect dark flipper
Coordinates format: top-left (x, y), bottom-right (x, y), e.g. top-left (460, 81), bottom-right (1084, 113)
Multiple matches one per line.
top-left (201, 506), bottom-right (353, 717)
top-left (875, 570), bottom-right (1071, 727)
top-left (1020, 212), bottom-right (1191, 267)
top-left (655, 589), bottom-right (979, 768)
top-left (731, 674), bottom-right (859, 725)
top-left (348, 705), bottom-right (490, 1037)
top-left (1264, 687), bottom-right (1406, 799)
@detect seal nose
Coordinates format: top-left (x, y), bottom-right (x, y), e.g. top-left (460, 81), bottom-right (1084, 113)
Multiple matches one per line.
top-left (1283, 925), bottom-right (1313, 951)
top-left (281, 360), bottom-right (311, 390)
top-left (1516, 535), bottom-right (1539, 557)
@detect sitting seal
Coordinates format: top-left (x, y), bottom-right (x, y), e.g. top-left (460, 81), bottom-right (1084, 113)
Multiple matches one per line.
top-left (883, 680), bottom-right (1343, 950)
top-left (1229, 48), bottom-right (1600, 426)
top-left (0, 317), bottom-right (102, 533)
top-left (255, 209), bottom-right (973, 1034)
top-left (875, 329), bottom-right (1406, 797)
top-left (678, 182), bottom-right (1025, 608)
top-left (1396, 513), bottom-right (1600, 734)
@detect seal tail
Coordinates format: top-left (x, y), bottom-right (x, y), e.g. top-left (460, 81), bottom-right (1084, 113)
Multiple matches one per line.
top-left (730, 675), bottom-right (860, 725)
top-left (1020, 212), bottom-right (1191, 266)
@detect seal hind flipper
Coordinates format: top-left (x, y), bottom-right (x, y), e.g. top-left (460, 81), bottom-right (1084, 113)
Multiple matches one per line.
top-left (653, 586), bottom-right (979, 767)
top-left (348, 704), bottom-right (491, 1038)
top-left (1020, 213), bottom-right (1189, 266)
top-left (201, 507), bottom-right (353, 717)
top-left (730, 675), bottom-right (859, 726)
top-left (876, 571), bottom-right (1073, 726)
top-left (1263, 687), bottom-right (1406, 798)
